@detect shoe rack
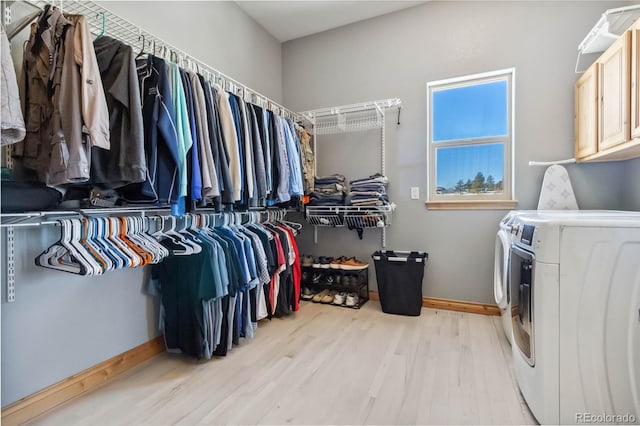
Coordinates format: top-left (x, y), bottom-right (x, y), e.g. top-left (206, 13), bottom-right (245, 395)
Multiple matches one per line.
top-left (301, 265), bottom-right (369, 309)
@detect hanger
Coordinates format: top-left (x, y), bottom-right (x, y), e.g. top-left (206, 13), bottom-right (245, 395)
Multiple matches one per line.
top-left (105, 217), bottom-right (142, 268)
top-left (95, 12), bottom-right (106, 40)
top-left (79, 218), bottom-right (110, 273)
top-left (36, 219), bottom-right (93, 275)
top-left (155, 216), bottom-right (198, 256)
top-left (93, 217), bottom-right (127, 270)
top-left (136, 34), bottom-right (147, 59)
top-left (117, 217), bottom-right (153, 266)
top-left (69, 219), bottom-right (104, 275)
top-left (130, 216), bottom-right (168, 264)
top-left (280, 219), bottom-right (302, 232)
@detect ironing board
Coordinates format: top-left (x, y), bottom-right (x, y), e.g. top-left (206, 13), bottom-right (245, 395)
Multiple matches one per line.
top-left (537, 164), bottom-right (579, 210)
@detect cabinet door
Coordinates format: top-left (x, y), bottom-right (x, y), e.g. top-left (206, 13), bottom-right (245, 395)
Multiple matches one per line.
top-left (599, 31), bottom-right (631, 151)
top-left (575, 63), bottom-right (598, 159)
top-left (632, 20), bottom-right (640, 138)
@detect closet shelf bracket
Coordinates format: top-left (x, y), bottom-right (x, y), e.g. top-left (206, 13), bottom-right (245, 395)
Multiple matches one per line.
top-left (5, 226), bottom-right (16, 302)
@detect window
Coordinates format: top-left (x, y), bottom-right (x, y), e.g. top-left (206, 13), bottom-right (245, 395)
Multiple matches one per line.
top-left (426, 68), bottom-right (515, 209)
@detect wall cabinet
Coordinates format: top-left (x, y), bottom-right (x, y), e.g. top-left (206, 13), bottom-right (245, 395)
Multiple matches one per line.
top-left (575, 22), bottom-right (640, 162)
top-left (598, 31), bottom-right (630, 151)
top-left (575, 63), bottom-right (598, 159)
top-left (632, 18), bottom-right (640, 139)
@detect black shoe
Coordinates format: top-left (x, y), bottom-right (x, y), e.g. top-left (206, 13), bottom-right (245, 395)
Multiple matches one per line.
top-left (319, 256), bottom-right (334, 269)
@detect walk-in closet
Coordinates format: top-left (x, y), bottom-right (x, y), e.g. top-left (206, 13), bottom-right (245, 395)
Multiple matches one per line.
top-left (1, 1), bottom-right (639, 425)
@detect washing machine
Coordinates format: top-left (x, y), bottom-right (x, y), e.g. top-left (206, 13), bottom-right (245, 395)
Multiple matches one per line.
top-left (509, 211), bottom-right (640, 424)
top-left (494, 211), bottom-right (519, 345)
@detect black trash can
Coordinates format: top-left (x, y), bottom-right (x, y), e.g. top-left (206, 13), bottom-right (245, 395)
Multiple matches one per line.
top-left (372, 251), bottom-right (428, 316)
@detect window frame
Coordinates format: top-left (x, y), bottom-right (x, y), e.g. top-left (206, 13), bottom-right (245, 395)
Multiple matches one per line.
top-left (426, 68), bottom-right (516, 209)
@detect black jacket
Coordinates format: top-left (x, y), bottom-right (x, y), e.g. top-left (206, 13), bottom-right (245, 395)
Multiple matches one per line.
top-left (92, 36), bottom-right (146, 188)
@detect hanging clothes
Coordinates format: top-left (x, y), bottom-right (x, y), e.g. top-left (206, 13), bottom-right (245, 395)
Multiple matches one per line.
top-left (215, 85), bottom-right (242, 202)
top-left (167, 62), bottom-right (193, 216)
top-left (187, 71), bottom-right (217, 201)
top-left (92, 35), bottom-right (146, 188)
top-left (1, 24), bottom-right (26, 146)
top-left (121, 55), bottom-right (180, 205)
top-left (152, 216), bottom-right (301, 359)
top-left (179, 69), bottom-right (202, 206)
top-left (296, 124), bottom-right (314, 194)
top-left (282, 117), bottom-right (304, 198)
top-left (238, 99), bottom-right (255, 208)
top-left (15, 7), bottom-right (110, 185)
top-left (200, 77), bottom-right (234, 207)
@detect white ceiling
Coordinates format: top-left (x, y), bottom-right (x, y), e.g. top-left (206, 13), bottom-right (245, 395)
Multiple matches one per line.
top-left (236, 1), bottom-right (427, 42)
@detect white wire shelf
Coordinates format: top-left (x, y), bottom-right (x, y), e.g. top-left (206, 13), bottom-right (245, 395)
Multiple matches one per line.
top-left (299, 98), bottom-right (401, 135)
top-left (305, 204), bottom-right (394, 228)
top-left (21, 0), bottom-right (299, 121)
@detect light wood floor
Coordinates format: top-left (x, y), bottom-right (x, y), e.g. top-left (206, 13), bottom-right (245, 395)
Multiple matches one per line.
top-left (29, 302), bottom-right (537, 425)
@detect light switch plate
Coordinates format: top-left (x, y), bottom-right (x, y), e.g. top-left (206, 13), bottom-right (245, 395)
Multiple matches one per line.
top-left (411, 187), bottom-right (420, 200)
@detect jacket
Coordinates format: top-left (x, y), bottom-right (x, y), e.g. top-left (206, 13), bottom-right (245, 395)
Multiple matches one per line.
top-left (202, 78), bottom-right (234, 206)
top-left (92, 35), bottom-right (146, 188)
top-left (215, 85), bottom-right (241, 202)
top-left (51, 14), bottom-right (109, 186)
top-left (120, 55), bottom-right (179, 204)
top-left (1, 24), bottom-right (25, 146)
top-left (15, 6), bottom-right (68, 181)
top-left (15, 9), bottom-right (110, 186)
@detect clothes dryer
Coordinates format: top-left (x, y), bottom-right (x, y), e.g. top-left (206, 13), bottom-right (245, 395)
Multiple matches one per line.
top-left (509, 211), bottom-right (640, 425)
top-left (494, 211), bottom-right (518, 345)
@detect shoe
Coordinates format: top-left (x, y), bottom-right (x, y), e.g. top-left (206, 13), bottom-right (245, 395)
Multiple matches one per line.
top-left (301, 287), bottom-right (314, 300)
top-left (340, 257), bottom-right (369, 271)
top-left (301, 255), bottom-right (314, 267)
top-left (313, 289), bottom-right (330, 303)
top-left (325, 275), bottom-right (335, 286)
top-left (312, 273), bottom-right (321, 285)
top-left (302, 271), bottom-right (310, 282)
top-left (345, 292), bottom-right (359, 307)
top-left (330, 256), bottom-right (348, 269)
top-left (319, 256), bottom-right (334, 269)
top-left (334, 274), bottom-right (342, 285)
top-left (312, 257), bottom-right (321, 268)
top-left (333, 291), bottom-right (347, 305)
top-left (342, 275), bottom-right (352, 287)
top-left (321, 290), bottom-right (338, 304)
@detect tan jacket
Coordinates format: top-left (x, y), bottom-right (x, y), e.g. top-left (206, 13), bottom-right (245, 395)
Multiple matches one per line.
top-left (49, 14), bottom-right (109, 186)
top-left (73, 15), bottom-right (109, 150)
top-left (15, 7), bottom-right (109, 186)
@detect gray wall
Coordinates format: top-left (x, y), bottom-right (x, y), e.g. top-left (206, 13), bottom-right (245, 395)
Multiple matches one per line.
top-left (283, 1), bottom-right (633, 304)
top-left (1, 1), bottom-right (283, 406)
top-left (625, 158), bottom-right (640, 210)
top-left (97, 1), bottom-right (283, 102)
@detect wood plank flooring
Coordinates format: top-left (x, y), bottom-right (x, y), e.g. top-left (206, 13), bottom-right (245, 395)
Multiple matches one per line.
top-left (28, 302), bottom-right (537, 425)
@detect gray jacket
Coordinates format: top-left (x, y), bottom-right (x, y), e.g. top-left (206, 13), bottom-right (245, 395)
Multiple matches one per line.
top-left (1, 25), bottom-right (25, 146)
top-left (91, 35), bottom-right (146, 188)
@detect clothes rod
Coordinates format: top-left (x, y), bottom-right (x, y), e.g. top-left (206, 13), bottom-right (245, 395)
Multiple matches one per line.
top-left (21, 0), bottom-right (300, 121)
top-left (528, 158), bottom-right (576, 166)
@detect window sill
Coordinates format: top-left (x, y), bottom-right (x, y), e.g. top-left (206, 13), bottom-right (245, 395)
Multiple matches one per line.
top-left (425, 200), bottom-right (519, 210)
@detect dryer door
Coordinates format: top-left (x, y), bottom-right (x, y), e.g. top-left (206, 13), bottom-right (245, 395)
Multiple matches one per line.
top-left (494, 231), bottom-right (510, 309)
top-left (510, 243), bottom-right (535, 366)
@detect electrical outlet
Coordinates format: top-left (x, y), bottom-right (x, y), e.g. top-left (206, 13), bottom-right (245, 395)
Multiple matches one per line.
top-left (411, 187), bottom-right (420, 200)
